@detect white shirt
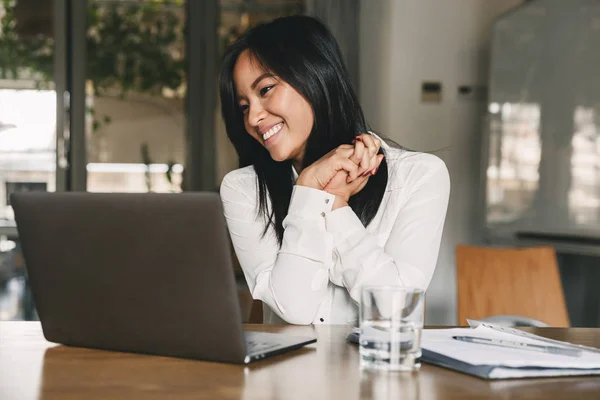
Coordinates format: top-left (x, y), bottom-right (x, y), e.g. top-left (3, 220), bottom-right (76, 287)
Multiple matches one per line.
top-left (219, 139), bottom-right (450, 325)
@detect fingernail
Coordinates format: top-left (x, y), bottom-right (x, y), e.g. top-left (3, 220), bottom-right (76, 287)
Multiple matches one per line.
top-left (373, 167), bottom-right (378, 175)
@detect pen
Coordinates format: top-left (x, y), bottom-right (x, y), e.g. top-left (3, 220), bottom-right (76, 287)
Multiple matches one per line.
top-left (452, 335), bottom-right (582, 357)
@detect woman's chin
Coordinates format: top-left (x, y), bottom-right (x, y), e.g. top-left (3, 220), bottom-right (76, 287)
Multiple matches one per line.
top-left (268, 151), bottom-right (289, 163)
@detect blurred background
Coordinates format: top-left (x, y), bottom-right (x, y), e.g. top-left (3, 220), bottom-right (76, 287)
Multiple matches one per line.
top-left (1, 0), bottom-right (599, 327)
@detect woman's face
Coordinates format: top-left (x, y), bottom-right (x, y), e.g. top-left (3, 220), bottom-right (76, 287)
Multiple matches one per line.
top-left (233, 50), bottom-right (314, 166)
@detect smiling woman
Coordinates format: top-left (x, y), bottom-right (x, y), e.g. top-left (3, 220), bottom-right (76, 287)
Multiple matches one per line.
top-left (233, 52), bottom-right (314, 168)
top-left (218, 15), bottom-right (450, 325)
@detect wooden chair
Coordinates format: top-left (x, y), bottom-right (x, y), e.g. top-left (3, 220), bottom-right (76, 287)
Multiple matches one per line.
top-left (230, 247), bottom-right (262, 323)
top-left (455, 245), bottom-right (570, 327)
top-left (248, 300), bottom-right (263, 324)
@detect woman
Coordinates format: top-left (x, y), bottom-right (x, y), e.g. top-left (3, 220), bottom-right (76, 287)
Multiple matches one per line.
top-left (219, 15), bottom-right (450, 325)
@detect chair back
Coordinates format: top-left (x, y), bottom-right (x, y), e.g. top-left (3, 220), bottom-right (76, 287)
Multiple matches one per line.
top-left (456, 245), bottom-right (570, 327)
top-left (249, 300), bottom-right (263, 324)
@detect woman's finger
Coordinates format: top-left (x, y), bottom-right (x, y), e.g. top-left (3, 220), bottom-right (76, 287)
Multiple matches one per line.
top-left (357, 134), bottom-right (379, 159)
top-left (355, 134), bottom-right (376, 172)
top-left (369, 134), bottom-right (382, 151)
top-left (364, 153), bottom-right (378, 175)
top-left (332, 144), bottom-right (355, 160)
top-left (337, 157), bottom-right (360, 181)
top-left (351, 141), bottom-right (371, 176)
top-left (371, 154), bottom-right (384, 175)
top-left (350, 140), bottom-right (365, 168)
top-left (347, 169), bottom-right (370, 185)
top-left (349, 172), bottom-right (370, 192)
top-left (359, 143), bottom-right (372, 172)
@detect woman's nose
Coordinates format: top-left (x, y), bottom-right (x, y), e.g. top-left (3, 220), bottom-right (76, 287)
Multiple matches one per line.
top-left (248, 103), bottom-right (267, 127)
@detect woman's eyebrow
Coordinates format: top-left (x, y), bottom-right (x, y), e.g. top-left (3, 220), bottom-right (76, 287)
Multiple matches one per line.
top-left (251, 73), bottom-right (273, 90)
top-left (236, 73), bottom-right (274, 100)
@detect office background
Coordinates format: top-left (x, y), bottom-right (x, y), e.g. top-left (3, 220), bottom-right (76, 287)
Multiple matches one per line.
top-left (1, 0), bottom-right (599, 327)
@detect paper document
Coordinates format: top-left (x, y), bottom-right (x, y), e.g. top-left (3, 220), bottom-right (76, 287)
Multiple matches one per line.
top-left (466, 319), bottom-right (600, 354)
top-left (421, 323), bottom-right (600, 379)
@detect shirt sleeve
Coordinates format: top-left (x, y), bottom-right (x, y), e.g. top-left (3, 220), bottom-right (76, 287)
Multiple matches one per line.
top-left (220, 174), bottom-right (336, 325)
top-left (326, 159), bottom-right (450, 303)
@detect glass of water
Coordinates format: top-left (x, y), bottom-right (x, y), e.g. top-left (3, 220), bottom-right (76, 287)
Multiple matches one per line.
top-left (359, 286), bottom-right (425, 371)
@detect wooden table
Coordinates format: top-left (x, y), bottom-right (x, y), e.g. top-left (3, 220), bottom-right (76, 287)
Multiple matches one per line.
top-left (2, 322), bottom-right (600, 399)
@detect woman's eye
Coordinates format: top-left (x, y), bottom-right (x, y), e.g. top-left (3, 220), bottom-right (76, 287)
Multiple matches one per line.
top-left (259, 85), bottom-right (274, 97)
top-left (239, 104), bottom-right (249, 113)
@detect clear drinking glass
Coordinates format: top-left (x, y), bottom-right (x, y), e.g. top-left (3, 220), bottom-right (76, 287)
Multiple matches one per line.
top-left (359, 286), bottom-right (425, 371)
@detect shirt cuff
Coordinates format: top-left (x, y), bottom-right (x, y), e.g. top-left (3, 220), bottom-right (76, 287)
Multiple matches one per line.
top-left (325, 206), bottom-right (365, 236)
top-left (325, 206), bottom-right (369, 253)
top-left (288, 185), bottom-right (335, 219)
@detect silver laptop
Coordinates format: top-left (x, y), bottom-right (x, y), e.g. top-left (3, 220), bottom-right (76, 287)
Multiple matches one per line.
top-left (11, 192), bottom-right (316, 364)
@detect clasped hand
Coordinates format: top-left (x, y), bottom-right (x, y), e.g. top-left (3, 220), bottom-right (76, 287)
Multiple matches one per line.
top-left (296, 134), bottom-right (384, 209)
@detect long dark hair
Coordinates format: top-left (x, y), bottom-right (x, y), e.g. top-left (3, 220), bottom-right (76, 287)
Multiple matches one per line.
top-left (219, 15), bottom-right (388, 245)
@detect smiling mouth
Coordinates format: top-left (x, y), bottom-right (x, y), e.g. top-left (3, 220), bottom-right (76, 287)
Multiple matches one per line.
top-left (262, 122), bottom-right (283, 142)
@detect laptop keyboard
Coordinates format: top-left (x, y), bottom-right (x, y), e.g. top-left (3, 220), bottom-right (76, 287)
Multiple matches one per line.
top-left (244, 331), bottom-right (281, 354)
top-left (246, 339), bottom-right (280, 353)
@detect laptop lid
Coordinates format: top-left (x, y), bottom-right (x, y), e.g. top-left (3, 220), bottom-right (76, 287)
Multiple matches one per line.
top-left (11, 192), bottom-right (248, 363)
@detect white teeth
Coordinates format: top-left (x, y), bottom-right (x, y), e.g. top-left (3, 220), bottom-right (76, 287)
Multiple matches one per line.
top-left (262, 123), bottom-right (283, 141)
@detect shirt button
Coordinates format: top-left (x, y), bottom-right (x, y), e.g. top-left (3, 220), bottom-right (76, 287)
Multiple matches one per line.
top-left (325, 198), bottom-right (330, 204)
top-left (320, 212), bottom-right (326, 217)
top-left (320, 318), bottom-right (324, 322)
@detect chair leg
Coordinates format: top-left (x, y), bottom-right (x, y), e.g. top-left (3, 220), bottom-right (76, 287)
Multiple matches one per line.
top-left (248, 300), bottom-right (263, 324)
